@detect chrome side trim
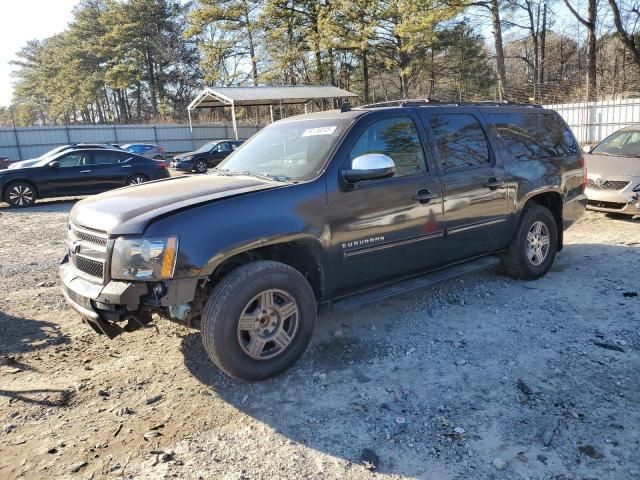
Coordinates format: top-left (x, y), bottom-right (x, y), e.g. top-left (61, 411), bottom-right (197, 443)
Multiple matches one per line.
top-left (447, 216), bottom-right (506, 235)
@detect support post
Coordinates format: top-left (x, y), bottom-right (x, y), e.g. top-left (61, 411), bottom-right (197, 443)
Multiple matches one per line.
top-left (269, 105), bottom-right (274, 123)
top-left (231, 101), bottom-right (238, 140)
top-left (304, 103), bottom-right (308, 114)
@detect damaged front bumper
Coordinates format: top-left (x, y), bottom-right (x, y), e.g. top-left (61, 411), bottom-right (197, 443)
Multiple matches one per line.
top-left (60, 255), bottom-right (202, 338)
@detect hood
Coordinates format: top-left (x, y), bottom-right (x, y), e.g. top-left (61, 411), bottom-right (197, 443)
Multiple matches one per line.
top-left (6, 159), bottom-right (39, 170)
top-left (173, 152), bottom-right (196, 161)
top-left (585, 153), bottom-right (640, 178)
top-left (70, 173), bottom-right (283, 235)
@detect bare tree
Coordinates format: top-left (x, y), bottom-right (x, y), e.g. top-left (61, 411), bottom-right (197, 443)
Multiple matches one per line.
top-left (607, 0), bottom-right (640, 69)
top-left (562, 0), bottom-right (597, 100)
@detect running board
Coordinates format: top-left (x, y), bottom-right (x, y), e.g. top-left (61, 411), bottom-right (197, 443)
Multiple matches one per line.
top-left (331, 255), bottom-right (500, 311)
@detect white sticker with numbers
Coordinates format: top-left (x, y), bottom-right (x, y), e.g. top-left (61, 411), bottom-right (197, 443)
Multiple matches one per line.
top-left (301, 126), bottom-right (337, 137)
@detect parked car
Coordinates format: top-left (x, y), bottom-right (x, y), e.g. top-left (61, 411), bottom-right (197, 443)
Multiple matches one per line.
top-left (1, 148), bottom-right (170, 208)
top-left (0, 155), bottom-right (9, 170)
top-left (121, 143), bottom-right (167, 160)
top-left (7, 143), bottom-right (122, 170)
top-left (60, 102), bottom-right (586, 381)
top-left (171, 139), bottom-right (243, 173)
top-left (583, 125), bottom-right (640, 216)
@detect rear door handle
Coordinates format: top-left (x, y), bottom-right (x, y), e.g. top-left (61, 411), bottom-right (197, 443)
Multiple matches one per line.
top-left (80, 170), bottom-right (92, 173)
top-left (412, 189), bottom-right (438, 204)
top-left (485, 178), bottom-right (504, 190)
top-left (121, 165), bottom-right (132, 168)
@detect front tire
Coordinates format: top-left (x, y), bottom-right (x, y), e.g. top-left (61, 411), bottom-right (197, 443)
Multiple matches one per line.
top-left (194, 159), bottom-right (208, 173)
top-left (201, 261), bottom-right (317, 382)
top-left (4, 181), bottom-right (37, 208)
top-left (501, 203), bottom-right (558, 280)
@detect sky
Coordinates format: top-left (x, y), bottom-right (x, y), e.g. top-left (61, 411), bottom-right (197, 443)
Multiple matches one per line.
top-left (0, 0), bottom-right (79, 107)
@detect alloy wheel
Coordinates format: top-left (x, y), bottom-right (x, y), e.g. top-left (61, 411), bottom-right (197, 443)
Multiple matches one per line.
top-left (526, 220), bottom-right (550, 266)
top-left (196, 161), bottom-right (207, 173)
top-left (8, 184), bottom-right (35, 207)
top-left (236, 289), bottom-right (299, 360)
top-left (127, 175), bottom-right (148, 185)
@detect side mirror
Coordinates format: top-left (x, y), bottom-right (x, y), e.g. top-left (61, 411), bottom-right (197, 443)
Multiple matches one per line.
top-left (49, 161), bottom-right (60, 169)
top-left (342, 153), bottom-right (396, 184)
top-left (581, 144), bottom-right (592, 154)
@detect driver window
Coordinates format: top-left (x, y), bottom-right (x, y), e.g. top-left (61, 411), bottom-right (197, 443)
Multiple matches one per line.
top-left (218, 142), bottom-right (231, 152)
top-left (350, 117), bottom-right (426, 177)
top-left (56, 152), bottom-right (91, 168)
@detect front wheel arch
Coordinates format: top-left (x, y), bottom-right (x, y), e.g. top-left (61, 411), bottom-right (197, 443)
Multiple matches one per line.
top-left (3, 180), bottom-right (39, 206)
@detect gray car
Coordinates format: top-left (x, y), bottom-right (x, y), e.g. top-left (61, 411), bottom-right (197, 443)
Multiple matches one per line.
top-left (120, 143), bottom-right (167, 160)
top-left (584, 125), bottom-right (640, 216)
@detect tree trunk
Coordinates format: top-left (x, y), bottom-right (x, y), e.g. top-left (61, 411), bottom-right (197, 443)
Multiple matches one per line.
top-left (243, 1), bottom-right (259, 85)
top-left (146, 46), bottom-right (158, 116)
top-left (490, 0), bottom-right (507, 100)
top-left (361, 49), bottom-right (370, 103)
top-left (538, 2), bottom-right (547, 100)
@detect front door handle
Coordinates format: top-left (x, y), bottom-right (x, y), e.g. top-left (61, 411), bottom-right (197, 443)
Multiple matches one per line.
top-left (485, 178), bottom-right (504, 190)
top-left (121, 165), bottom-right (132, 168)
top-left (412, 189), bottom-right (438, 204)
top-left (80, 170), bottom-right (92, 173)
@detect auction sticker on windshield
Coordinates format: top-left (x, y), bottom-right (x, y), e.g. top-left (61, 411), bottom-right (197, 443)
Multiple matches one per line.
top-left (301, 126), bottom-right (338, 137)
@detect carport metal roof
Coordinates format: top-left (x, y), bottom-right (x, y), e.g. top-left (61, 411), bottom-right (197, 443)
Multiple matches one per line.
top-left (187, 85), bottom-right (357, 139)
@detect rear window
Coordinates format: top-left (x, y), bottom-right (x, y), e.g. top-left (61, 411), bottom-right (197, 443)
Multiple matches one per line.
top-left (488, 113), bottom-right (578, 159)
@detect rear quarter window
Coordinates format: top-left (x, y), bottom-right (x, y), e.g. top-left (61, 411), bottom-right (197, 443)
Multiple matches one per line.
top-left (488, 112), bottom-right (578, 159)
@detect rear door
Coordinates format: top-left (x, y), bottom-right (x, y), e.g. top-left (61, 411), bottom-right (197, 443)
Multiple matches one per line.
top-left (328, 112), bottom-right (446, 293)
top-left (91, 150), bottom-right (134, 191)
top-left (418, 109), bottom-right (509, 262)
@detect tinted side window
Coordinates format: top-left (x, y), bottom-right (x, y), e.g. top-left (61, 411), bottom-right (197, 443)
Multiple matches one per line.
top-left (94, 151), bottom-right (126, 165)
top-left (218, 142), bottom-right (231, 152)
top-left (56, 152), bottom-right (91, 168)
top-left (488, 113), bottom-right (578, 159)
top-left (350, 116), bottom-right (426, 177)
top-left (428, 114), bottom-right (490, 170)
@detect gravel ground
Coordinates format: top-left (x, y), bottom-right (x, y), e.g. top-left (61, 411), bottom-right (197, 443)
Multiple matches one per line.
top-left (0, 200), bottom-right (639, 480)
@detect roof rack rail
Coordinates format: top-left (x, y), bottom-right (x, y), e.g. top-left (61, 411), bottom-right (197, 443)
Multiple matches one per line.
top-left (355, 98), bottom-right (543, 109)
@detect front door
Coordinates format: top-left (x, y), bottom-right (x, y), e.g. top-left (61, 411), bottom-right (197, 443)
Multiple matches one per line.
top-left (418, 109), bottom-right (509, 262)
top-left (328, 113), bottom-right (446, 294)
top-left (41, 151), bottom-right (96, 197)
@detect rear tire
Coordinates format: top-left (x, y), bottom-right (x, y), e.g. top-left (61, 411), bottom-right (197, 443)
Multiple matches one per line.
top-left (4, 181), bottom-right (37, 208)
top-left (201, 261), bottom-right (317, 382)
top-left (194, 159), bottom-right (208, 173)
top-left (501, 203), bottom-right (558, 280)
top-left (125, 174), bottom-right (149, 186)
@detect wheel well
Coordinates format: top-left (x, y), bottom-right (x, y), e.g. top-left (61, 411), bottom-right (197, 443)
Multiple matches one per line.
top-left (3, 180), bottom-right (38, 200)
top-left (525, 192), bottom-right (563, 250)
top-left (210, 242), bottom-right (324, 301)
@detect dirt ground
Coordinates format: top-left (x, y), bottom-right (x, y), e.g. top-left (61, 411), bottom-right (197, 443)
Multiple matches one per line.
top-left (0, 200), bottom-right (639, 480)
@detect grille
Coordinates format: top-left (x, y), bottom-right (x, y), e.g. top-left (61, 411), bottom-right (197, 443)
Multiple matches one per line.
top-left (73, 229), bottom-right (108, 247)
top-left (72, 254), bottom-right (104, 279)
top-left (586, 179), bottom-right (629, 191)
top-left (68, 223), bottom-right (109, 281)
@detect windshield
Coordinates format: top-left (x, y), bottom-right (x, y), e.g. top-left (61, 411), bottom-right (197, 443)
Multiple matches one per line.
top-left (38, 146), bottom-right (70, 160)
top-left (592, 130), bottom-right (640, 157)
top-left (194, 141), bottom-right (218, 153)
top-left (217, 118), bottom-right (351, 181)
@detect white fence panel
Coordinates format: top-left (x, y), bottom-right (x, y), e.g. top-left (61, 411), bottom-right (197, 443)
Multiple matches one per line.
top-left (0, 123), bottom-right (263, 160)
top-left (545, 98), bottom-right (640, 143)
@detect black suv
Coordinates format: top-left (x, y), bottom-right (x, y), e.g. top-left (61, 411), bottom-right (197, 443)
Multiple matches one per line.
top-left (60, 102), bottom-right (587, 381)
top-left (171, 139), bottom-right (244, 173)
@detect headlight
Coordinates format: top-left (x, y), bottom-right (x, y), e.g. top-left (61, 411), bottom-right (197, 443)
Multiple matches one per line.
top-left (111, 236), bottom-right (178, 280)
top-left (180, 156), bottom-right (193, 162)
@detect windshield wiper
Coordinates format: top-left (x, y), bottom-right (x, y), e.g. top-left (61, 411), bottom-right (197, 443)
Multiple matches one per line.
top-left (236, 170), bottom-right (291, 182)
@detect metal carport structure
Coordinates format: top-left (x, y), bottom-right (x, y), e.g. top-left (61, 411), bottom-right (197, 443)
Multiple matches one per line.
top-left (187, 85), bottom-right (357, 140)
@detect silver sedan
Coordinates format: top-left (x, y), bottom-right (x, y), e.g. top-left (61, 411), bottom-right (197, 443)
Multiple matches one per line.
top-left (584, 126), bottom-right (640, 217)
